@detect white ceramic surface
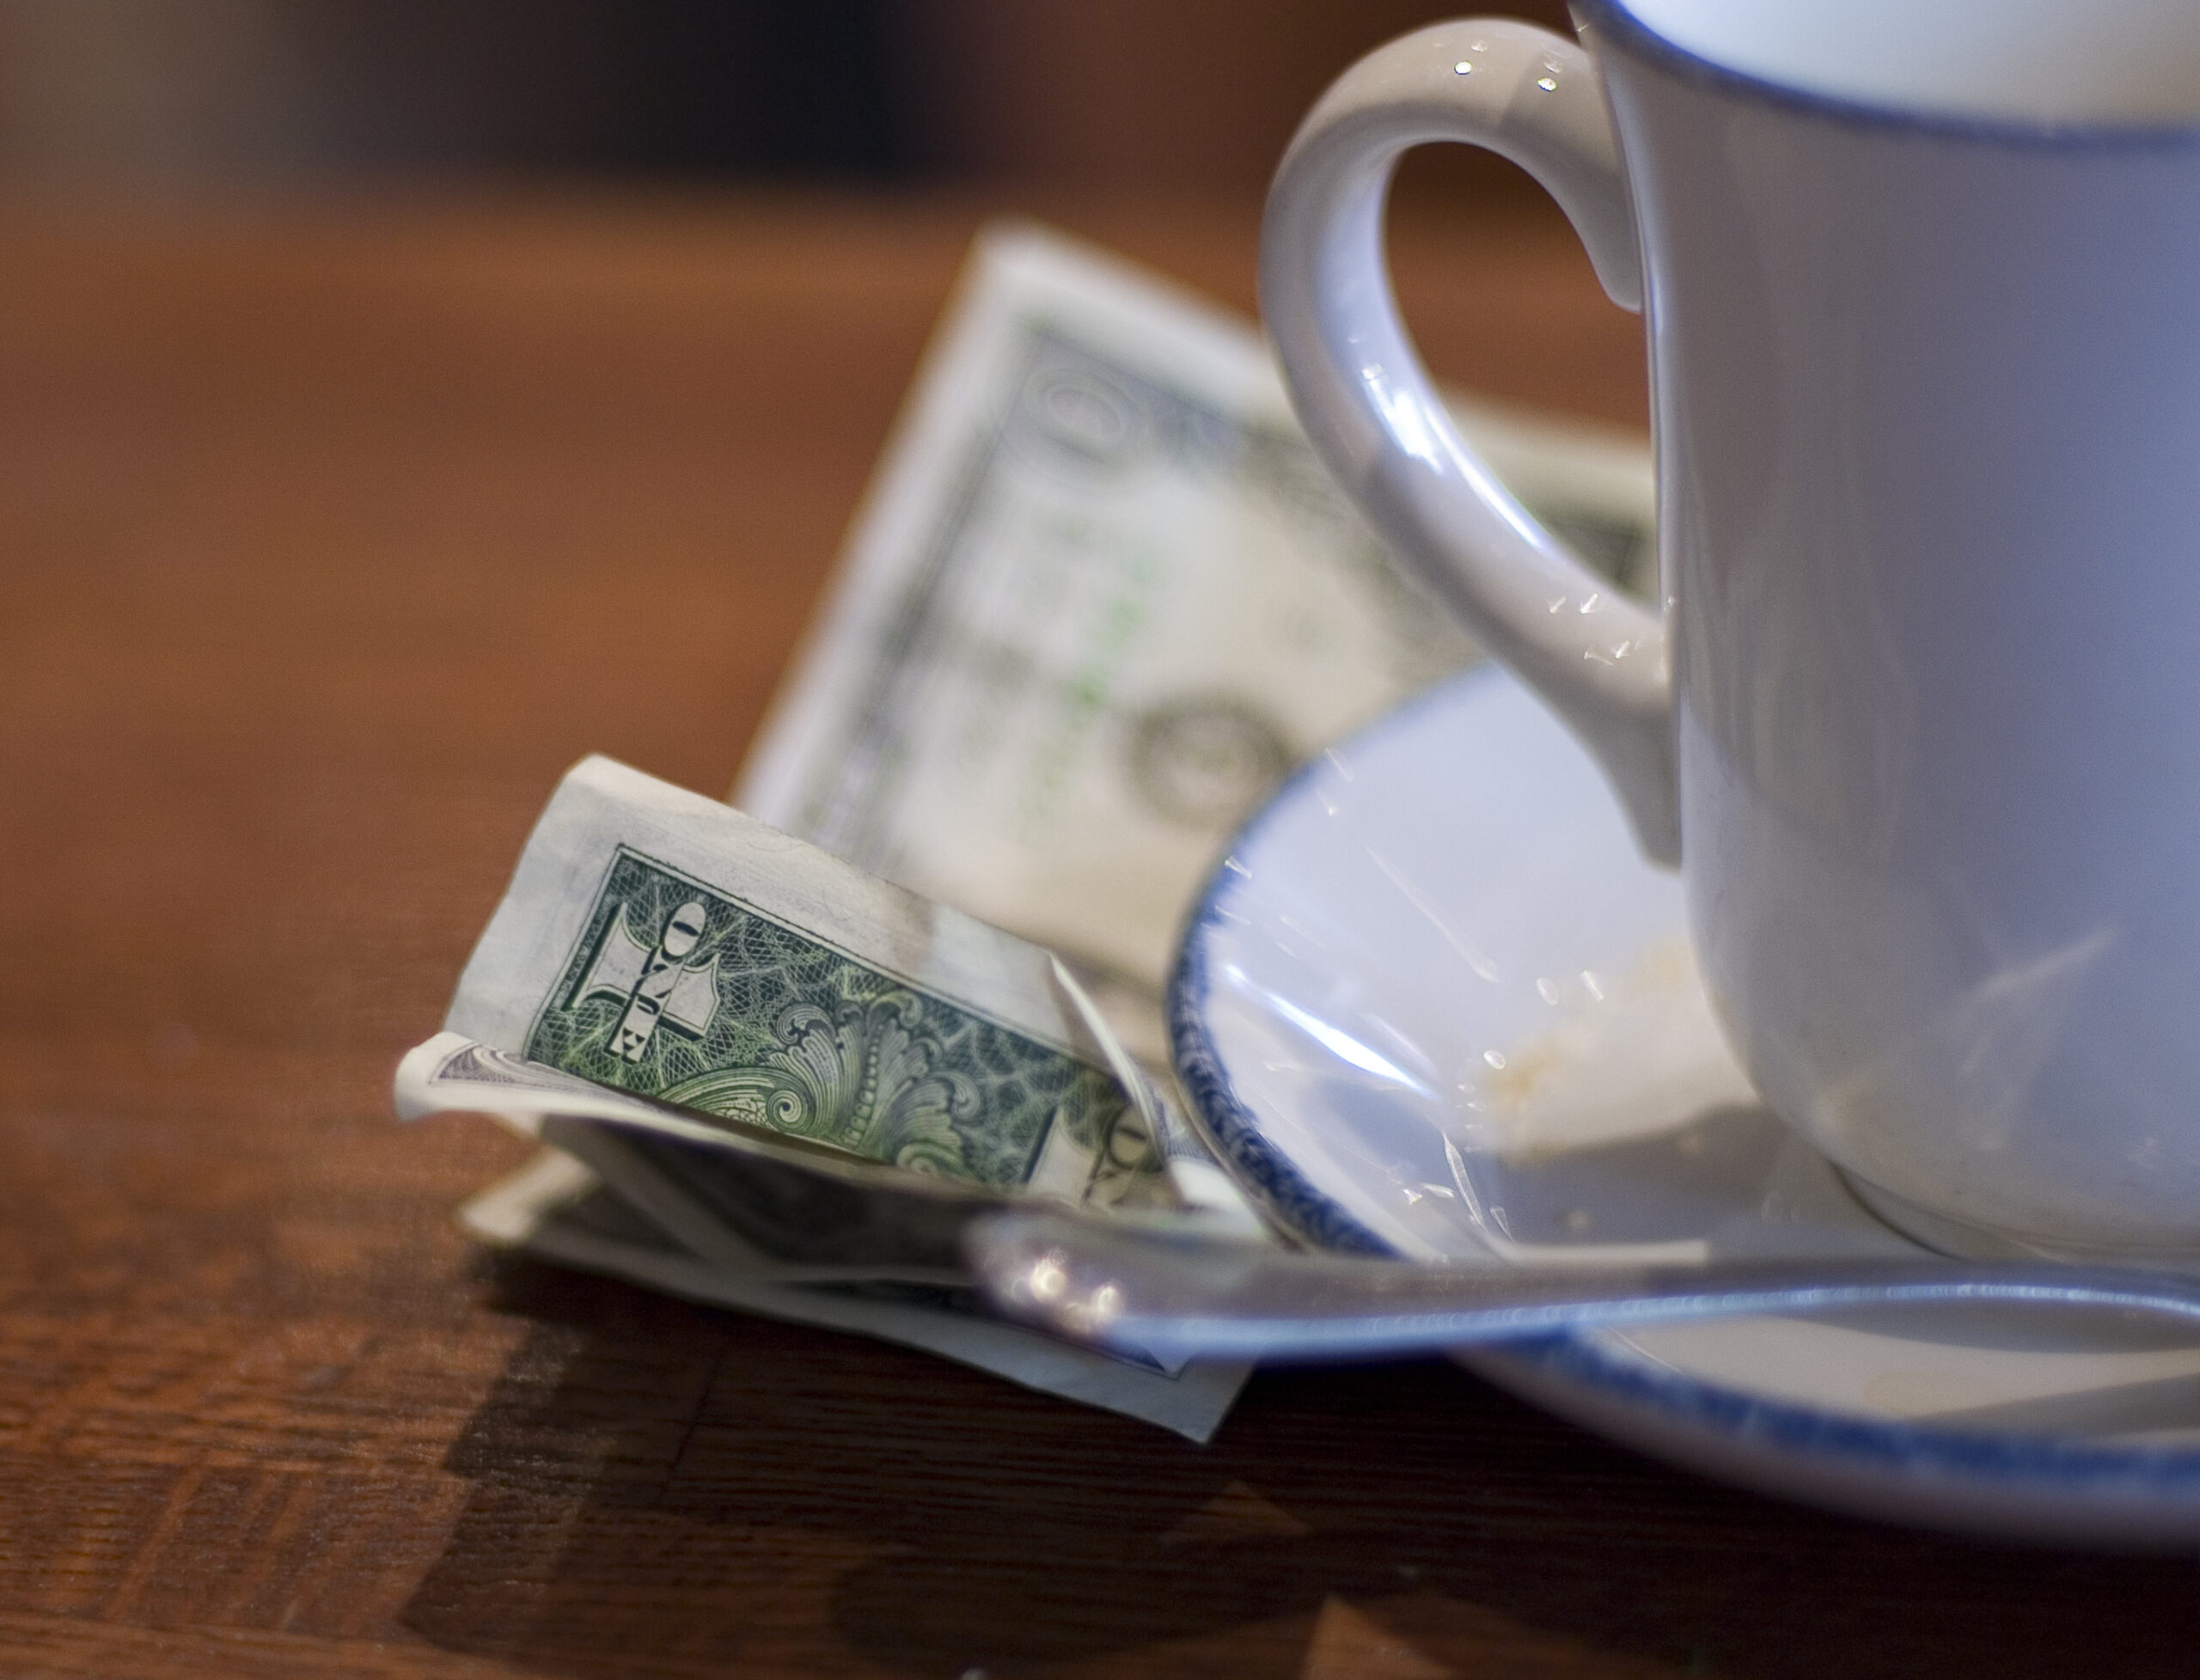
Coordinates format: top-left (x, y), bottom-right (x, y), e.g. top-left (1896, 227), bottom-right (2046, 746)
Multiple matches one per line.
top-left (1262, 4), bottom-right (2200, 1258)
top-left (1173, 666), bottom-right (2200, 1543)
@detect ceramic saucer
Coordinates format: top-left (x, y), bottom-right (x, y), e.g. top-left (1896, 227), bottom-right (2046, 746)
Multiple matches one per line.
top-left (1170, 665), bottom-right (2200, 1543)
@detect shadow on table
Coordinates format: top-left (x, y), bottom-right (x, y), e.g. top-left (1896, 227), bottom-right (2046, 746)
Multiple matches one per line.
top-left (403, 1255), bottom-right (2200, 1678)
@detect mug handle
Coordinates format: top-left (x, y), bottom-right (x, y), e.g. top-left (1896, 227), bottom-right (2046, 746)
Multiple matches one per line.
top-left (1262, 18), bottom-right (1678, 864)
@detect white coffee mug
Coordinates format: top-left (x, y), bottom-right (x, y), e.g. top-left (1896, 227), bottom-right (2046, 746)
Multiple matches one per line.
top-left (1263, 0), bottom-right (2200, 1259)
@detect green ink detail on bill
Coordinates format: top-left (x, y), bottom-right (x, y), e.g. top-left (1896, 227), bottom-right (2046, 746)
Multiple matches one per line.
top-left (524, 847), bottom-right (1129, 1189)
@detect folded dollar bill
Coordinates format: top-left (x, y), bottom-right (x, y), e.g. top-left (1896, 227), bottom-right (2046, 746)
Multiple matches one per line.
top-left (419, 754), bottom-right (1262, 1216)
top-left (401, 753), bottom-right (1260, 1435)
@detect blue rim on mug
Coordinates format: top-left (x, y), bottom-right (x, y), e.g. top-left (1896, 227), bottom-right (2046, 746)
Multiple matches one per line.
top-left (1164, 664), bottom-right (2200, 1518)
top-left (1571, 0), bottom-right (2200, 149)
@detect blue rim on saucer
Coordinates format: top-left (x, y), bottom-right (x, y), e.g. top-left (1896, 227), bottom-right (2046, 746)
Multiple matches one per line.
top-left (1167, 664), bottom-right (2200, 1543)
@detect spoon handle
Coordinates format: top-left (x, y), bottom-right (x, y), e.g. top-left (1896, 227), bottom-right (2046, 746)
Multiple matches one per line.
top-left (963, 1209), bottom-right (2200, 1363)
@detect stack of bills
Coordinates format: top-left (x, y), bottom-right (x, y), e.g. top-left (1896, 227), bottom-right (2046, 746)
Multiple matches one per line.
top-left (398, 224), bottom-right (1653, 1441)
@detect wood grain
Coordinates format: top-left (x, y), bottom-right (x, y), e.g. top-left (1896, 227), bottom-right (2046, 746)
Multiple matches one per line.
top-left (2, 188), bottom-right (2196, 1679)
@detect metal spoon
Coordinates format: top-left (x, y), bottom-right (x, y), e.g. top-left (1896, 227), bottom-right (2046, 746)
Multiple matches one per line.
top-left (964, 1208), bottom-right (2200, 1363)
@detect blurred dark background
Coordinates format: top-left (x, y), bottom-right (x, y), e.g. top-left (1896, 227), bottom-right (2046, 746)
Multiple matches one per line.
top-left (0, 0), bottom-right (1575, 196)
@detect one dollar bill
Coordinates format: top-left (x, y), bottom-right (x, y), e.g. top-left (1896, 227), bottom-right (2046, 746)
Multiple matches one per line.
top-left (429, 754), bottom-right (1242, 1213)
top-left (403, 754), bottom-right (1259, 1436)
top-left (736, 223), bottom-right (1654, 1045)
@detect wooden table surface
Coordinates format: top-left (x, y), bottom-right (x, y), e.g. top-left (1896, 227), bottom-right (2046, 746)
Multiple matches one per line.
top-left (3, 188), bottom-right (2196, 1679)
